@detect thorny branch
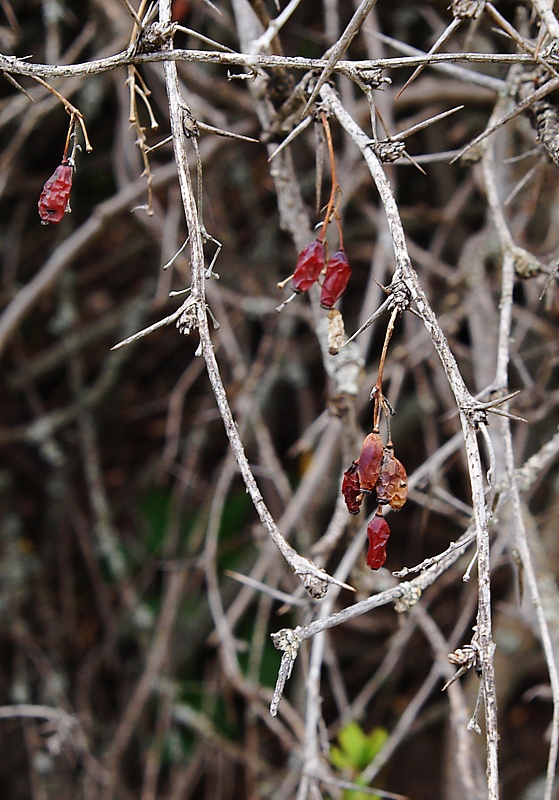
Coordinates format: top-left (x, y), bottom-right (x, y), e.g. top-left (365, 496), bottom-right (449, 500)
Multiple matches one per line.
top-left (0, 44), bottom-right (550, 80)
top-left (315, 83), bottom-right (501, 795)
top-left (157, 3), bottom-right (349, 599)
top-left (271, 77), bottom-right (502, 792)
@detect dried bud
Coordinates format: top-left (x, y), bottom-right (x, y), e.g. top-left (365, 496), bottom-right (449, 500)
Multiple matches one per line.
top-left (320, 249), bottom-right (351, 309)
top-left (451, 0), bottom-right (486, 20)
top-left (292, 240), bottom-right (325, 293)
top-left (376, 447), bottom-right (408, 510)
top-left (327, 308), bottom-right (344, 355)
top-left (373, 140), bottom-right (406, 163)
top-left (342, 461), bottom-right (362, 514)
top-left (38, 163), bottom-right (73, 224)
top-left (356, 432), bottom-right (384, 493)
top-left (366, 510), bottom-right (391, 570)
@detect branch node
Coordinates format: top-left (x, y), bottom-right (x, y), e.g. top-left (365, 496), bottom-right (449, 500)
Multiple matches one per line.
top-left (393, 582), bottom-right (422, 613)
top-left (270, 628), bottom-right (301, 716)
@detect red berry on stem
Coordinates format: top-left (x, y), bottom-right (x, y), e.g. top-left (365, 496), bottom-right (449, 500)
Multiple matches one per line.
top-left (38, 163), bottom-right (73, 225)
top-left (292, 240), bottom-right (325, 293)
top-left (356, 432), bottom-right (383, 493)
top-left (320, 249), bottom-right (351, 309)
top-left (342, 461), bottom-right (362, 514)
top-left (366, 510), bottom-right (391, 570)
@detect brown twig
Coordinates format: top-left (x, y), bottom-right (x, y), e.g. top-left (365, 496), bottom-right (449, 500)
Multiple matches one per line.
top-left (31, 74), bottom-right (93, 152)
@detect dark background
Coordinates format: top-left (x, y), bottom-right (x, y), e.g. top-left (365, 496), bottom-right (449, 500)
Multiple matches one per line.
top-left (0, 1), bottom-right (558, 798)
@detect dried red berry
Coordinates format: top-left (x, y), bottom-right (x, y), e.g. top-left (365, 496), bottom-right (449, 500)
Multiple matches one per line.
top-left (292, 240), bottom-right (325, 293)
top-left (342, 461), bottom-right (362, 514)
top-left (376, 447), bottom-right (408, 510)
top-left (320, 249), bottom-right (351, 309)
top-left (366, 510), bottom-right (391, 570)
top-left (356, 432), bottom-right (384, 493)
top-left (38, 163), bottom-right (73, 224)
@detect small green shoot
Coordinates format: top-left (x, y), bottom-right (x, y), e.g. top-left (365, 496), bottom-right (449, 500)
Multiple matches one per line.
top-left (330, 721), bottom-right (389, 800)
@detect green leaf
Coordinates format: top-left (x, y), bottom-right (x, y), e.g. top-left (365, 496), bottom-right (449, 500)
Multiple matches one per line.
top-left (363, 726), bottom-right (389, 764)
top-left (330, 722), bottom-right (389, 800)
top-left (337, 721), bottom-right (369, 766)
top-left (330, 744), bottom-right (355, 771)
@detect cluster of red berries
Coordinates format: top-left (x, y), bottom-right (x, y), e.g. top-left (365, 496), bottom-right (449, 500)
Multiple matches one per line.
top-left (291, 239), bottom-right (351, 309)
top-left (38, 160), bottom-right (74, 225)
top-left (342, 431), bottom-right (408, 569)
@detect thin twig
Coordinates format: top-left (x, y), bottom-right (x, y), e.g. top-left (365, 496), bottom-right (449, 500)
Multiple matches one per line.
top-left (321, 82), bottom-right (500, 799)
top-left (0, 46), bottom-right (539, 83)
top-left (302, 0), bottom-right (380, 114)
top-left (158, 0), bottom-right (352, 599)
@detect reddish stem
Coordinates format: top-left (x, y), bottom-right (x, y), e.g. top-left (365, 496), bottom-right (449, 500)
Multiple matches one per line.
top-left (372, 306), bottom-right (399, 436)
top-left (317, 112), bottom-right (340, 245)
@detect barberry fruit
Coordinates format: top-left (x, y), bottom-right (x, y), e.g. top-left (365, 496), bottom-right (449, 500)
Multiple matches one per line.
top-left (356, 431), bottom-right (384, 493)
top-left (366, 510), bottom-right (391, 570)
top-left (292, 240), bottom-right (325, 293)
top-left (320, 249), bottom-right (351, 309)
top-left (342, 461), bottom-right (362, 514)
top-left (376, 447), bottom-right (408, 510)
top-left (38, 163), bottom-right (73, 225)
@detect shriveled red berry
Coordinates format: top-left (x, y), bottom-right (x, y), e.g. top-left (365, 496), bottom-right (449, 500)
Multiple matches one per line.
top-left (342, 461), bottom-right (362, 514)
top-left (292, 240), bottom-right (325, 293)
top-left (38, 163), bottom-right (73, 224)
top-left (366, 510), bottom-right (391, 570)
top-left (376, 447), bottom-right (408, 510)
top-left (356, 432), bottom-right (384, 493)
top-left (320, 249), bottom-right (351, 309)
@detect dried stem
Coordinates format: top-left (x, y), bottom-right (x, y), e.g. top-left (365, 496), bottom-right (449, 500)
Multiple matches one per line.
top-left (320, 82), bottom-right (500, 798)
top-left (317, 111), bottom-right (342, 247)
top-left (0, 46), bottom-right (543, 82)
top-left (158, 0), bottom-right (350, 599)
top-left (30, 74), bottom-right (93, 152)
